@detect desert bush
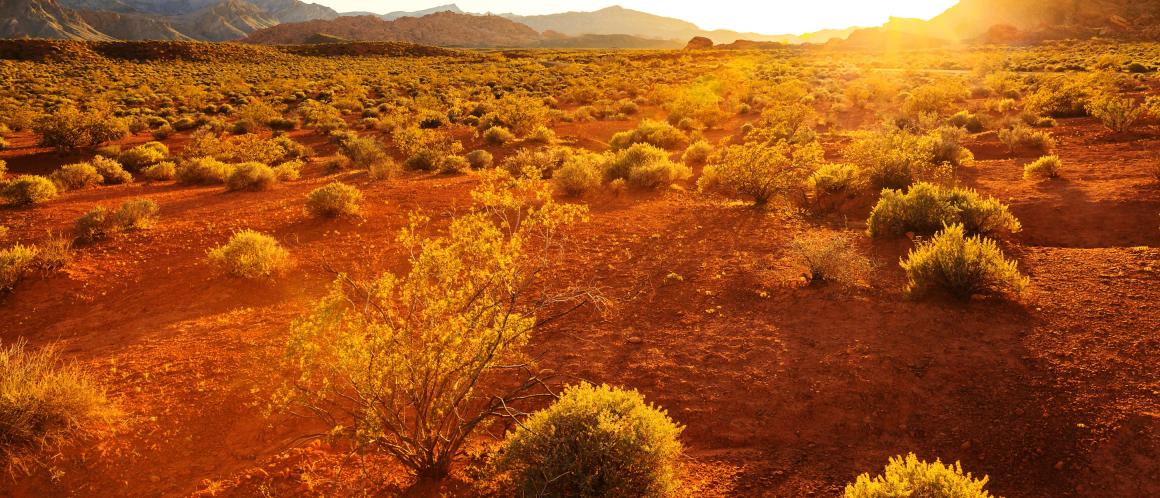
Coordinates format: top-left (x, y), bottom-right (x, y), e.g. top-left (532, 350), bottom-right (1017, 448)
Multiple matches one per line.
top-left (1020, 113), bottom-right (1056, 128)
top-left (483, 126), bottom-right (516, 145)
top-left (845, 453), bottom-right (996, 498)
top-left (35, 234), bottom-right (72, 271)
top-left (176, 157), bottom-right (233, 185)
top-left (440, 155), bottom-right (471, 174)
top-left (705, 140), bottom-right (822, 206)
top-left (947, 111), bottom-right (984, 133)
top-left (901, 81), bottom-right (968, 120)
top-left (465, 150), bottom-right (493, 170)
top-left (478, 96), bottom-right (551, 136)
top-left (2, 175), bottom-right (58, 206)
top-left (605, 143), bottom-right (691, 190)
top-left (226, 162), bottom-right (277, 192)
top-left (502, 147), bottom-right (571, 179)
top-left (928, 126), bottom-right (974, 167)
top-left (554, 152), bottom-right (605, 196)
top-left (207, 230), bottom-right (289, 278)
top-left (788, 232), bottom-right (872, 287)
top-left (609, 119), bottom-right (689, 151)
top-left (49, 163), bottom-right (103, 191)
top-left (998, 124), bottom-right (1055, 153)
top-left (0, 340), bottom-right (117, 472)
top-left (1025, 77), bottom-right (1091, 118)
top-left (867, 183), bottom-right (1021, 238)
top-left (682, 140), bottom-right (712, 166)
top-left (0, 159), bottom-right (6, 178)
top-left (276, 172), bottom-right (586, 479)
top-left (1, 244), bottom-right (39, 291)
top-left (116, 199), bottom-right (160, 230)
top-left (496, 383), bottom-right (684, 498)
top-left (273, 160), bottom-right (302, 182)
top-left (34, 106), bottom-right (128, 151)
top-left (338, 135), bottom-right (388, 168)
top-left (142, 161), bottom-right (177, 181)
top-left (90, 156), bottom-right (132, 185)
top-left (117, 142), bottom-right (168, 172)
top-left (845, 129), bottom-right (945, 190)
top-left (526, 125), bottom-right (556, 145)
top-left (747, 102), bottom-right (817, 144)
top-left (901, 224), bottom-right (1028, 299)
top-left (0, 137), bottom-right (8, 151)
top-left (368, 159), bottom-right (402, 181)
top-left (807, 163), bottom-right (863, 200)
top-left (1024, 155), bottom-right (1062, 180)
top-left (1086, 92), bottom-right (1143, 133)
top-left (74, 207), bottom-right (114, 242)
top-left (306, 182), bottom-right (362, 218)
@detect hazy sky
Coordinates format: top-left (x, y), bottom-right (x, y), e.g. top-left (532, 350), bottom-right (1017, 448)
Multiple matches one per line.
top-left (313, 1), bottom-right (960, 34)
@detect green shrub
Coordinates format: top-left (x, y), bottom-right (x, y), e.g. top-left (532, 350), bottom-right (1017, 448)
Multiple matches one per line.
top-left (2, 176), bottom-right (58, 206)
top-left (226, 162), bottom-right (277, 192)
top-left (90, 156), bottom-right (132, 185)
top-left (846, 129), bottom-right (943, 190)
top-left (176, 157), bottom-right (233, 185)
top-left (1, 244), bottom-right (39, 291)
top-left (526, 125), bottom-right (556, 145)
top-left (704, 140), bottom-right (822, 205)
top-left (807, 163), bottom-right (863, 199)
top-left (998, 124), bottom-right (1055, 153)
top-left (116, 199), bottom-right (160, 230)
top-left (845, 453), bottom-right (996, 498)
top-left (0, 340), bottom-right (117, 471)
top-left (273, 160), bottom-right (303, 182)
top-left (483, 126), bottom-right (516, 145)
top-left (49, 163), bottom-right (103, 191)
top-left (465, 150), bottom-right (493, 170)
top-left (207, 230), bottom-right (289, 278)
top-left (142, 161), bottom-right (176, 181)
top-left (682, 140), bottom-right (712, 166)
top-left (928, 127), bottom-right (974, 168)
top-left (338, 135), bottom-right (388, 168)
top-left (34, 106), bottom-right (128, 151)
top-left (947, 111), bottom-right (984, 133)
top-left (609, 119), bottom-right (689, 151)
top-left (440, 155), bottom-right (471, 174)
top-left (554, 152), bottom-right (605, 196)
top-left (117, 142), bottom-right (168, 172)
top-left (900, 224), bottom-right (1028, 299)
top-left (74, 207), bottom-right (114, 242)
top-left (497, 383), bottom-right (683, 498)
top-left (368, 159), bottom-right (402, 181)
top-left (306, 182), bottom-right (362, 218)
top-left (1025, 77), bottom-right (1091, 118)
top-left (1086, 92), bottom-right (1143, 132)
top-left (788, 232), bottom-right (872, 287)
top-left (605, 143), bottom-right (690, 190)
top-left (867, 183), bottom-right (1021, 238)
top-left (1024, 156), bottom-right (1062, 180)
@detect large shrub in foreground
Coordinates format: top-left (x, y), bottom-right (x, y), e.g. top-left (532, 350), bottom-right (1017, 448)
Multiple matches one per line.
top-left (845, 453), bottom-right (997, 498)
top-left (0, 340), bottom-right (118, 472)
top-left (276, 172), bottom-right (587, 479)
top-left (867, 183), bottom-right (1021, 239)
top-left (2, 175), bottom-right (58, 206)
top-left (900, 224), bottom-right (1028, 299)
top-left (497, 383), bottom-right (684, 498)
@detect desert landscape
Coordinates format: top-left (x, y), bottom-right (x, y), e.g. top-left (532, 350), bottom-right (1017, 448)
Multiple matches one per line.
top-left (1, 1), bottom-right (1159, 497)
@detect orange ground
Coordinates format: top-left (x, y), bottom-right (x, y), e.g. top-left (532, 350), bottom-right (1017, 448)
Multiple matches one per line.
top-left (1, 110), bottom-right (1158, 497)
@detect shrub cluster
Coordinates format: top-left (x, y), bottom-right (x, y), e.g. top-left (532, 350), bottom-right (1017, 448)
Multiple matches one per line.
top-left (306, 182), bottom-right (362, 218)
top-left (701, 140), bottom-right (822, 206)
top-left (605, 143), bottom-right (691, 190)
top-left (867, 183), bottom-right (1021, 239)
top-left (2, 176), bottom-right (58, 206)
top-left (207, 230), bottom-right (289, 278)
top-left (900, 224), bottom-right (1028, 299)
top-left (609, 119), bottom-right (689, 151)
top-left (998, 124), bottom-right (1055, 153)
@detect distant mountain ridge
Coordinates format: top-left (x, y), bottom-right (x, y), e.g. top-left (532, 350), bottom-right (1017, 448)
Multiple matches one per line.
top-left (244, 12), bottom-right (542, 47)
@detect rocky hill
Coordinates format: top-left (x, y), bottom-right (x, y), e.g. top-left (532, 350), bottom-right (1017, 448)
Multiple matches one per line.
top-left (243, 12), bottom-right (542, 47)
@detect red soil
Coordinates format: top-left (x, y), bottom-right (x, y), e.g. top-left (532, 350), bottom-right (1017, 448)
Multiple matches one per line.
top-left (0, 114), bottom-right (1157, 497)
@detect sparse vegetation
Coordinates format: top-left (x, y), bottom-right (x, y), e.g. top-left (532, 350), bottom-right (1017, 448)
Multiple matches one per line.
top-left (845, 453), bottom-right (996, 498)
top-left (702, 140), bottom-right (821, 206)
top-left (788, 232), bottom-right (873, 287)
top-left (1024, 155), bottom-right (1062, 180)
top-left (306, 182), bottom-right (362, 218)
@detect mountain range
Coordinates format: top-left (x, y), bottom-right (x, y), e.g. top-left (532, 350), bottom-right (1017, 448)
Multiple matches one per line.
top-left (2, 0), bottom-right (1159, 48)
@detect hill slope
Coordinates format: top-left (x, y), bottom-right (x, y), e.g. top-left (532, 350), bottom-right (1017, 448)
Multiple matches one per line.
top-left (244, 12), bottom-right (542, 47)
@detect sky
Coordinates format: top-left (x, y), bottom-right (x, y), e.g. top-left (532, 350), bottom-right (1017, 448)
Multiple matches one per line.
top-left (312, 1), bottom-right (960, 35)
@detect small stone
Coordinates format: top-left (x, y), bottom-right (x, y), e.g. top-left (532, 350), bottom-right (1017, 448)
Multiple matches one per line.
top-left (1054, 460), bottom-right (1065, 470)
top-left (150, 475), bottom-right (160, 483)
top-left (626, 337), bottom-right (643, 345)
top-left (961, 440), bottom-right (972, 450)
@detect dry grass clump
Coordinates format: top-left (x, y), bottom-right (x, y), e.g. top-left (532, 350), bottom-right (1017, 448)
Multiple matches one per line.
top-left (368, 158), bottom-right (402, 181)
top-left (998, 124), bottom-right (1055, 153)
top-left (482, 126), bottom-right (516, 145)
top-left (900, 224), bottom-right (1028, 300)
top-left (701, 140), bottom-right (821, 206)
top-left (465, 150), bottom-right (493, 170)
top-left (788, 232), bottom-right (872, 287)
top-left (306, 182), bottom-right (362, 218)
top-left (682, 140), bottom-right (713, 166)
top-left (845, 453), bottom-right (996, 498)
top-left (495, 383), bottom-right (684, 498)
top-left (0, 340), bottom-right (118, 473)
top-left (605, 143), bottom-right (690, 190)
top-left (338, 135), bottom-right (388, 169)
top-left (176, 157), bottom-right (233, 185)
top-left (75, 199), bottom-right (160, 242)
top-left (2, 175), bottom-right (58, 206)
top-left (1, 244), bottom-right (39, 291)
top-left (208, 230), bottom-right (289, 278)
